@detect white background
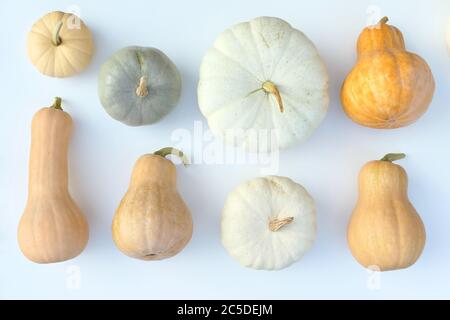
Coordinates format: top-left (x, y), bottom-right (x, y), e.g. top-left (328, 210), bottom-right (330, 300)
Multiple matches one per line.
top-left (1, 0), bottom-right (449, 300)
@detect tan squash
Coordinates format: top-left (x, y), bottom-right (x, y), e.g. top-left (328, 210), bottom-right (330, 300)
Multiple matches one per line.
top-left (112, 148), bottom-right (193, 260)
top-left (347, 153), bottom-right (426, 271)
top-left (27, 11), bottom-right (94, 78)
top-left (18, 98), bottom-right (89, 264)
top-left (341, 17), bottom-right (435, 129)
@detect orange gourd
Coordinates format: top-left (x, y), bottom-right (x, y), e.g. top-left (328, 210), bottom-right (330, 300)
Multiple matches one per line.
top-left (341, 17), bottom-right (435, 129)
top-left (347, 153), bottom-right (426, 271)
top-left (112, 148), bottom-right (193, 260)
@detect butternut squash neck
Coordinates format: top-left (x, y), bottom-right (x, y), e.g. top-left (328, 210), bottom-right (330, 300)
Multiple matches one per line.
top-left (358, 153), bottom-right (408, 202)
top-left (28, 98), bottom-right (72, 197)
top-left (130, 147), bottom-right (188, 187)
top-left (357, 17), bottom-right (406, 56)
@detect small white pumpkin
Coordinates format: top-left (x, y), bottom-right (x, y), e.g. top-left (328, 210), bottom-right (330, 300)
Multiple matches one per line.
top-left (198, 16), bottom-right (329, 152)
top-left (221, 176), bottom-right (316, 270)
top-left (98, 46), bottom-right (181, 126)
top-left (27, 11), bottom-right (94, 78)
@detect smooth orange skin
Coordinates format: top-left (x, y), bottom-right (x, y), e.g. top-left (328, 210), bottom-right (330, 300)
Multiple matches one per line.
top-left (347, 160), bottom-right (426, 271)
top-left (341, 20), bottom-right (435, 129)
top-left (112, 155), bottom-right (193, 261)
top-left (18, 107), bottom-right (89, 264)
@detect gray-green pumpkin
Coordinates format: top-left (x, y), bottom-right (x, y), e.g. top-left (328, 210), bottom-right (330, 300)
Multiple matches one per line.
top-left (98, 46), bottom-right (182, 126)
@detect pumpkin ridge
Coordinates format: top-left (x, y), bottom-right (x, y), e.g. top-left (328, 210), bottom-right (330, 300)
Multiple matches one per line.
top-left (57, 48), bottom-right (78, 75)
top-left (282, 94), bottom-right (315, 127)
top-left (231, 26), bottom-right (266, 80)
top-left (248, 21), bottom-right (268, 80)
top-left (113, 50), bottom-right (140, 81)
top-left (347, 71), bottom-right (388, 124)
top-left (61, 43), bottom-right (93, 56)
top-left (211, 48), bottom-right (261, 82)
top-left (30, 28), bottom-right (52, 40)
top-left (32, 44), bottom-right (54, 68)
top-left (39, 13), bottom-right (57, 36)
top-left (268, 28), bottom-right (294, 79)
top-left (222, 28), bottom-right (260, 78)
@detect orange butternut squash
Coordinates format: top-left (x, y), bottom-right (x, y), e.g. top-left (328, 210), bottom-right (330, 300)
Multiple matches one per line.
top-left (18, 98), bottom-right (89, 263)
top-left (112, 148), bottom-right (193, 260)
top-left (341, 17), bottom-right (435, 128)
top-left (347, 153), bottom-right (426, 271)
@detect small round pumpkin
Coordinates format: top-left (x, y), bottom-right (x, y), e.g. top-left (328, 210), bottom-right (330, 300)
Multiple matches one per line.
top-left (198, 16), bottom-right (329, 152)
top-left (98, 46), bottom-right (182, 126)
top-left (27, 11), bottom-right (94, 78)
top-left (341, 17), bottom-right (435, 129)
top-left (221, 176), bottom-right (316, 270)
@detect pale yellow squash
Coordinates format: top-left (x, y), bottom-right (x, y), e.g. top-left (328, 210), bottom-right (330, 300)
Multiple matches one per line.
top-left (27, 11), bottom-right (94, 78)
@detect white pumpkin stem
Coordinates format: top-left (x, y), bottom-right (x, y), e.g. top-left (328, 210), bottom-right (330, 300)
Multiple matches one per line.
top-left (380, 153), bottom-right (405, 162)
top-left (51, 97), bottom-right (63, 110)
top-left (136, 76), bottom-right (149, 97)
top-left (269, 217), bottom-right (294, 232)
top-left (52, 21), bottom-right (64, 46)
top-left (262, 81), bottom-right (284, 113)
top-left (154, 147), bottom-right (189, 166)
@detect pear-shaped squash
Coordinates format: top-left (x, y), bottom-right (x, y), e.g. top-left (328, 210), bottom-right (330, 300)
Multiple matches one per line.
top-left (18, 98), bottom-right (89, 263)
top-left (347, 153), bottom-right (426, 271)
top-left (27, 11), bottom-right (94, 78)
top-left (112, 148), bottom-right (192, 260)
top-left (341, 17), bottom-right (435, 128)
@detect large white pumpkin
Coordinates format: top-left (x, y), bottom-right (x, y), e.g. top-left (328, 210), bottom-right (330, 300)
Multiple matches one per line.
top-left (221, 176), bottom-right (316, 270)
top-left (198, 17), bottom-right (329, 152)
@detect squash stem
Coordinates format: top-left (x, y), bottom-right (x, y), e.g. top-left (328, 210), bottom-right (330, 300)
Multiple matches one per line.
top-left (269, 217), bottom-right (294, 232)
top-left (154, 147), bottom-right (189, 166)
top-left (380, 153), bottom-right (405, 162)
top-left (51, 97), bottom-right (63, 110)
top-left (263, 81), bottom-right (284, 113)
top-left (378, 16), bottom-right (389, 25)
top-left (52, 21), bottom-right (64, 46)
top-left (136, 76), bottom-right (149, 97)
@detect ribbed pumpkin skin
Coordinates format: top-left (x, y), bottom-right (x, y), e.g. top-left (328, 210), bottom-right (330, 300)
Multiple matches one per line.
top-left (18, 107), bottom-right (89, 264)
top-left (341, 19), bottom-right (435, 129)
top-left (27, 11), bottom-right (94, 78)
top-left (112, 155), bottom-right (193, 261)
top-left (347, 160), bottom-right (426, 271)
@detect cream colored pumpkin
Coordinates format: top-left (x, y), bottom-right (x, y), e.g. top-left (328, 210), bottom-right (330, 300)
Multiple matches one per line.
top-left (221, 176), bottom-right (316, 270)
top-left (27, 11), bottom-right (94, 78)
top-left (198, 16), bottom-right (329, 152)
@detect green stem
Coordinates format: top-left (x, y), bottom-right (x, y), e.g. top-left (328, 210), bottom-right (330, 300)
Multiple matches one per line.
top-left (51, 97), bottom-right (63, 110)
top-left (52, 21), bottom-right (63, 46)
top-left (154, 147), bottom-right (189, 166)
top-left (380, 153), bottom-right (405, 162)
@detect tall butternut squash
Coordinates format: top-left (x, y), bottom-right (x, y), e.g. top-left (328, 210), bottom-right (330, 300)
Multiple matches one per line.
top-left (18, 98), bottom-right (89, 264)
